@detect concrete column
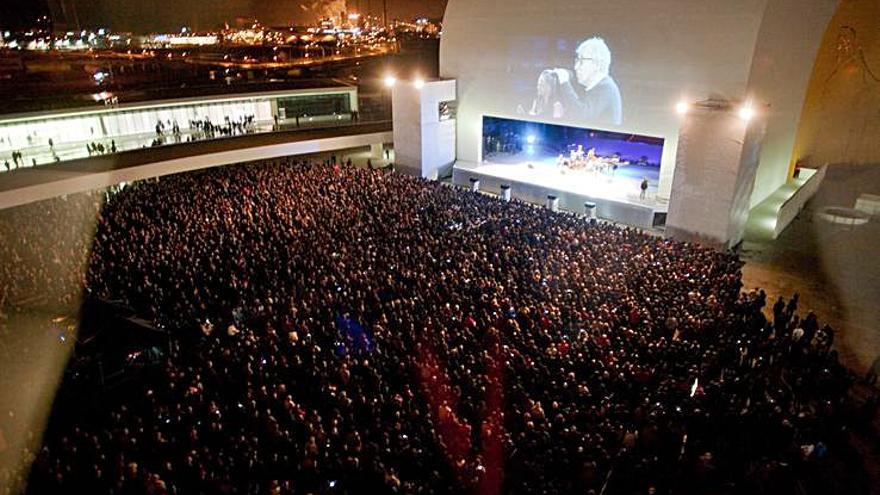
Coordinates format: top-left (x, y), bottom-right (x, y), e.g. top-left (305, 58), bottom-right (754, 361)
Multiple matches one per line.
top-left (391, 79), bottom-right (457, 179)
top-left (666, 100), bottom-right (766, 248)
top-left (500, 184), bottom-right (511, 202)
top-left (269, 98), bottom-right (279, 121)
top-left (469, 177), bottom-right (480, 192)
top-left (584, 201), bottom-right (597, 219)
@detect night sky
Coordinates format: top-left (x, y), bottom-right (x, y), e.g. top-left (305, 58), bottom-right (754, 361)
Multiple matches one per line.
top-left (1, 0), bottom-right (50, 29)
top-left (1, 0), bottom-right (448, 32)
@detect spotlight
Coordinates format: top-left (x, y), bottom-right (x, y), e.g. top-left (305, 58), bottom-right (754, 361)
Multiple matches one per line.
top-left (675, 101), bottom-right (689, 115)
top-left (526, 135), bottom-right (537, 145)
top-left (413, 78), bottom-right (425, 89)
top-left (384, 75), bottom-right (396, 88)
top-left (738, 105), bottom-right (754, 122)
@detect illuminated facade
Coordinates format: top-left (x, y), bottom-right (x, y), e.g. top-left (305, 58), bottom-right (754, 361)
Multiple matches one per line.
top-left (440, 0), bottom-right (836, 207)
top-left (440, 0), bottom-right (839, 244)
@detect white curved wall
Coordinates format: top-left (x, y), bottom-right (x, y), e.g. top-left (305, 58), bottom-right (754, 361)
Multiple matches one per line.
top-left (440, 0), bottom-right (835, 202)
top-left (744, 0), bottom-right (838, 207)
top-left (793, 0), bottom-right (880, 170)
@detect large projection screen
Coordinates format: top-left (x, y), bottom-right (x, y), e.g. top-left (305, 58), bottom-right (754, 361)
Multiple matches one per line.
top-left (440, 0), bottom-right (770, 198)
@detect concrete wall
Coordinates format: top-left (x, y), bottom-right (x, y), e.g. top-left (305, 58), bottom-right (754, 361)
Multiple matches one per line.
top-left (774, 166), bottom-right (826, 238)
top-left (452, 164), bottom-right (659, 228)
top-left (745, 0), bottom-right (838, 208)
top-left (667, 103), bottom-right (764, 247)
top-left (419, 80), bottom-right (457, 179)
top-left (391, 82), bottom-right (423, 177)
top-left (729, 111), bottom-right (767, 243)
top-left (392, 79), bottom-right (457, 180)
top-left (793, 0), bottom-right (880, 168)
top-left (441, 0), bottom-right (768, 199)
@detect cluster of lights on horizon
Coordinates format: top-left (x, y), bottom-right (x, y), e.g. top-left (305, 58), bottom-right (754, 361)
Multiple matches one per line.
top-left (0, 14), bottom-right (440, 53)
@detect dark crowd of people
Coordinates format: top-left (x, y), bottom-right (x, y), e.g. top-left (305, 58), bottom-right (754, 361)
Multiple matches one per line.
top-left (0, 158), bottom-right (873, 494)
top-left (0, 191), bottom-right (105, 311)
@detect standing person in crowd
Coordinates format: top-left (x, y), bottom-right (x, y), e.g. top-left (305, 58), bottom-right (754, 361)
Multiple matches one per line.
top-left (0, 158), bottom-right (866, 495)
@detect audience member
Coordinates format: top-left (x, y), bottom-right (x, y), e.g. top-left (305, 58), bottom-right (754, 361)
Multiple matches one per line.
top-left (0, 159), bottom-right (866, 495)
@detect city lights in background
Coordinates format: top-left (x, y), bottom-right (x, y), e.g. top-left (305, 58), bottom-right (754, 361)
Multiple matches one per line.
top-left (0, 27), bottom-right (135, 52)
top-left (0, 12), bottom-right (442, 60)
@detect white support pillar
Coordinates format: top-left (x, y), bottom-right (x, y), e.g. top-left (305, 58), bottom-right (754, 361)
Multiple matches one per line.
top-left (391, 79), bottom-right (457, 180)
top-left (584, 201), bottom-right (597, 219)
top-left (469, 177), bottom-right (480, 192)
top-left (500, 184), bottom-right (511, 202)
top-left (666, 100), bottom-right (766, 248)
top-left (270, 99), bottom-right (280, 122)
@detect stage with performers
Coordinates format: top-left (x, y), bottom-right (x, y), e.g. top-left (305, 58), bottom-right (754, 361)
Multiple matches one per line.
top-left (453, 116), bottom-right (668, 228)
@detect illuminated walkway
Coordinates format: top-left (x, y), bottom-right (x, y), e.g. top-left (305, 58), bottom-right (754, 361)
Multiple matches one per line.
top-left (0, 121), bottom-right (392, 209)
top-left (1, 86), bottom-right (362, 170)
top-left (744, 170), bottom-right (815, 241)
top-left (2, 117), bottom-right (366, 171)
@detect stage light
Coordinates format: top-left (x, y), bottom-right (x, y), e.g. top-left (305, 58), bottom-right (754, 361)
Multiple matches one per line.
top-left (738, 105), bottom-right (754, 122)
top-left (526, 135), bottom-right (537, 145)
top-left (675, 101), bottom-right (689, 115)
top-left (384, 75), bottom-right (396, 88)
top-left (413, 78), bottom-right (425, 89)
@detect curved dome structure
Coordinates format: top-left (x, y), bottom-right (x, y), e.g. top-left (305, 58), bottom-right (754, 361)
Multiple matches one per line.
top-left (440, 0), bottom-right (836, 205)
top-left (794, 0), bottom-right (880, 168)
